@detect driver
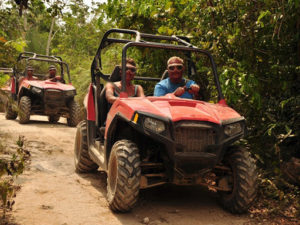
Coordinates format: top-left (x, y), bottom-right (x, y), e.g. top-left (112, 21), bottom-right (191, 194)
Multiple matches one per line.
top-left (48, 65), bottom-right (57, 79)
top-left (105, 58), bottom-right (145, 104)
top-left (47, 65), bottom-right (65, 83)
top-left (154, 56), bottom-right (200, 99)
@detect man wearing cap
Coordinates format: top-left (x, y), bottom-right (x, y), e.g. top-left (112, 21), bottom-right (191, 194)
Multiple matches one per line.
top-left (19, 66), bottom-right (37, 82)
top-left (26, 66), bottom-right (37, 80)
top-left (48, 65), bottom-right (57, 79)
top-left (47, 65), bottom-right (65, 83)
top-left (154, 56), bottom-right (200, 99)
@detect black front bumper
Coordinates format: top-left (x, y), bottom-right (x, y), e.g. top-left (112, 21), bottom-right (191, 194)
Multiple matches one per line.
top-left (30, 89), bottom-right (74, 115)
top-left (131, 112), bottom-right (245, 173)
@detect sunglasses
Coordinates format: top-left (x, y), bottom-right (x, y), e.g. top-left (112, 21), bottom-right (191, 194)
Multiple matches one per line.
top-left (126, 67), bottom-right (136, 73)
top-left (168, 65), bottom-right (183, 71)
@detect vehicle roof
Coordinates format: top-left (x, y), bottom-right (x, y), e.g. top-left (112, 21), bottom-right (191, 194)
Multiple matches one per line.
top-left (17, 52), bottom-right (64, 63)
top-left (92, 28), bottom-right (224, 101)
top-left (16, 52), bottom-right (71, 81)
top-left (93, 28), bottom-right (198, 71)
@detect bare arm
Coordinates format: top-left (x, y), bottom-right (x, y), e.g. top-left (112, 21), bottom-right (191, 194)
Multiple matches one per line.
top-left (105, 83), bottom-right (118, 104)
top-left (137, 85), bottom-right (145, 97)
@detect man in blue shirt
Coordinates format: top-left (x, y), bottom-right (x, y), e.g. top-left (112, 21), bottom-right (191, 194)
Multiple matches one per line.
top-left (154, 56), bottom-right (200, 99)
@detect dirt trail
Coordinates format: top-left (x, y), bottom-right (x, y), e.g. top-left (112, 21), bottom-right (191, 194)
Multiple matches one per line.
top-left (0, 113), bottom-right (252, 225)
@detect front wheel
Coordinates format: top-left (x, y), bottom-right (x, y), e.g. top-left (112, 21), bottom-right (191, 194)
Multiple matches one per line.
top-left (219, 146), bottom-right (258, 214)
top-left (5, 100), bottom-right (17, 120)
top-left (107, 139), bottom-right (141, 212)
top-left (67, 100), bottom-right (80, 127)
top-left (18, 96), bottom-right (31, 124)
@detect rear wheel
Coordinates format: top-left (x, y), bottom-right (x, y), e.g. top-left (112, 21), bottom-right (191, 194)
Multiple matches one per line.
top-left (74, 120), bottom-right (98, 173)
top-left (107, 139), bottom-right (141, 212)
top-left (18, 96), bottom-right (31, 124)
top-left (67, 100), bottom-right (80, 127)
top-left (48, 115), bottom-right (60, 123)
top-left (219, 146), bottom-right (258, 214)
top-left (5, 101), bottom-right (17, 120)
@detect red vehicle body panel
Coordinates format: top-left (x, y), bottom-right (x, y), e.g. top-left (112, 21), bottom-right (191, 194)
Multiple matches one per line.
top-left (11, 77), bottom-right (16, 94)
top-left (19, 79), bottom-right (75, 92)
top-left (105, 94), bottom-right (242, 134)
top-left (86, 84), bottom-right (96, 121)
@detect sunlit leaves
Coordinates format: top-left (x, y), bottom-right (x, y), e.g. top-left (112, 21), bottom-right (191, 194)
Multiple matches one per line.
top-left (0, 136), bottom-right (29, 218)
top-left (5, 38), bottom-right (27, 52)
top-left (256, 10), bottom-right (271, 27)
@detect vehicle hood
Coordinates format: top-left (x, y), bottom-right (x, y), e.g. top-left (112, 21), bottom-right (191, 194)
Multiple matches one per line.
top-left (23, 80), bottom-right (75, 91)
top-left (112, 95), bottom-right (242, 125)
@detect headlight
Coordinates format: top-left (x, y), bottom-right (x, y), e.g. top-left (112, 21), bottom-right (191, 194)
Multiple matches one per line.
top-left (144, 117), bottom-right (165, 133)
top-left (224, 123), bottom-right (242, 136)
top-left (31, 86), bottom-right (42, 94)
top-left (65, 90), bottom-right (76, 97)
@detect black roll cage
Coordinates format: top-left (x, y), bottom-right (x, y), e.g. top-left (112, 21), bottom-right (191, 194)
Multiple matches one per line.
top-left (16, 52), bottom-right (71, 82)
top-left (91, 28), bottom-right (224, 100)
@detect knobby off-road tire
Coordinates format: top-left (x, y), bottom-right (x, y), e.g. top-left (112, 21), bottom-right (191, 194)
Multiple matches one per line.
top-left (48, 115), bottom-right (60, 123)
top-left (220, 146), bottom-right (258, 214)
top-left (74, 120), bottom-right (98, 173)
top-left (5, 101), bottom-right (17, 120)
top-left (18, 96), bottom-right (31, 124)
top-left (67, 100), bottom-right (80, 127)
top-left (107, 139), bottom-right (141, 212)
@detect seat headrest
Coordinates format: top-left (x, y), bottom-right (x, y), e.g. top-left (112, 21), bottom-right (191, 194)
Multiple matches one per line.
top-left (160, 70), bottom-right (169, 80)
top-left (109, 66), bottom-right (121, 82)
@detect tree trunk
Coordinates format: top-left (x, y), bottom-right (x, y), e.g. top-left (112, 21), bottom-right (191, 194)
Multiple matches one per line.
top-left (22, 9), bottom-right (27, 51)
top-left (46, 17), bottom-right (55, 56)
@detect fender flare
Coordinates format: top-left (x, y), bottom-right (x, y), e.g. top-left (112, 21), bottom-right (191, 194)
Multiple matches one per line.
top-left (86, 84), bottom-right (95, 121)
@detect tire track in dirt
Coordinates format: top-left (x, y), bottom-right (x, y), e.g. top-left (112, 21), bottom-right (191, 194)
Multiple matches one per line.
top-left (0, 113), bottom-right (251, 225)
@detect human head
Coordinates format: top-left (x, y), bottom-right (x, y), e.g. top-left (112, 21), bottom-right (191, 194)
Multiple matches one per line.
top-left (48, 65), bottom-right (56, 78)
top-left (167, 56), bottom-right (184, 83)
top-left (120, 58), bottom-right (137, 84)
top-left (26, 66), bottom-right (34, 78)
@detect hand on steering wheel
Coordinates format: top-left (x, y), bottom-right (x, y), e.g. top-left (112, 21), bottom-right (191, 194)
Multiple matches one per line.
top-left (185, 84), bottom-right (200, 94)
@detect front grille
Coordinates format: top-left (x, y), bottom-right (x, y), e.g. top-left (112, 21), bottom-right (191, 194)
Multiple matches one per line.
top-left (175, 123), bottom-right (216, 152)
top-left (44, 89), bottom-right (63, 102)
top-left (44, 89), bottom-right (64, 108)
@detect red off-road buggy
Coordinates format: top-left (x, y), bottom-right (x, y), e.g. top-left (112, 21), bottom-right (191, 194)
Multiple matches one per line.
top-left (74, 29), bottom-right (257, 213)
top-left (3, 52), bottom-right (80, 126)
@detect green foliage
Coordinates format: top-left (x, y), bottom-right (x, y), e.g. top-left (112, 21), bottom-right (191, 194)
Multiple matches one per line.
top-left (5, 38), bottom-right (27, 52)
top-left (26, 27), bottom-right (48, 55)
top-left (0, 136), bottom-right (29, 218)
top-left (51, 1), bottom-right (102, 57)
top-left (0, 3), bottom-right (22, 40)
top-left (0, 74), bottom-right (9, 87)
top-left (0, 40), bottom-right (19, 68)
top-left (257, 174), bottom-right (300, 218)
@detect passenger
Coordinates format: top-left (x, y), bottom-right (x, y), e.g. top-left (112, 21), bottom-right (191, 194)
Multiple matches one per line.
top-left (18, 66), bottom-right (36, 83)
top-left (105, 58), bottom-right (145, 104)
top-left (26, 66), bottom-right (37, 80)
top-left (154, 56), bottom-right (200, 99)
